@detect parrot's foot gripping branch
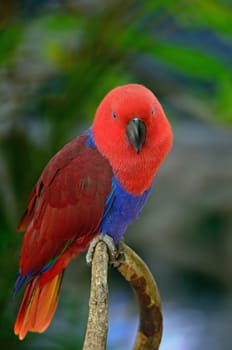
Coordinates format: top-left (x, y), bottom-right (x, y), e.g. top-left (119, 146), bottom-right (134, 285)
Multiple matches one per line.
top-left (86, 234), bottom-right (124, 265)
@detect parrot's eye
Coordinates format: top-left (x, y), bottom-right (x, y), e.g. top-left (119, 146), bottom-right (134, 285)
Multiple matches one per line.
top-left (151, 105), bottom-right (155, 116)
top-left (112, 111), bottom-right (117, 119)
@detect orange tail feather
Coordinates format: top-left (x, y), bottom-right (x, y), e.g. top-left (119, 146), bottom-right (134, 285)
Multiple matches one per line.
top-left (14, 273), bottom-right (63, 340)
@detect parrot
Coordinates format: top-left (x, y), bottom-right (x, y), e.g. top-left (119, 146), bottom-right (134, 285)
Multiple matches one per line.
top-left (14, 83), bottom-right (173, 340)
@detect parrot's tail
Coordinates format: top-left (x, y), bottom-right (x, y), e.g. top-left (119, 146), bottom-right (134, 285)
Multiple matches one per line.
top-left (14, 272), bottom-right (63, 340)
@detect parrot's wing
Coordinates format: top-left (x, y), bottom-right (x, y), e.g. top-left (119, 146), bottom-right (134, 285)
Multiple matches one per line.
top-left (18, 134), bottom-right (113, 275)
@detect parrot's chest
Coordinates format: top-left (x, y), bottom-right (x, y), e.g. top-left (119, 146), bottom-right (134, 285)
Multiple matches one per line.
top-left (99, 176), bottom-right (152, 243)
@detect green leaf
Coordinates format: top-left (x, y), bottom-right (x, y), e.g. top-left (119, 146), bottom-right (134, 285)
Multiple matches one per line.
top-left (153, 42), bottom-right (230, 79)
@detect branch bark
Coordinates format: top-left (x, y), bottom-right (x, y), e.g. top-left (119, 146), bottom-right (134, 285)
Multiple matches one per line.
top-left (83, 240), bottom-right (163, 350)
top-left (83, 241), bottom-right (109, 350)
top-left (114, 243), bottom-right (162, 350)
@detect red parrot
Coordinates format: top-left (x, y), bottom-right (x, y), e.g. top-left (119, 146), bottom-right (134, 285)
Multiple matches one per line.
top-left (14, 84), bottom-right (173, 340)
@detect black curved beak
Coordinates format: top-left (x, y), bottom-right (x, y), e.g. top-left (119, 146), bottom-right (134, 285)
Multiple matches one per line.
top-left (126, 118), bottom-right (146, 154)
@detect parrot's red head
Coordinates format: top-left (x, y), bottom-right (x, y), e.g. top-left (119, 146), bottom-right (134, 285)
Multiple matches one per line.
top-left (92, 84), bottom-right (173, 195)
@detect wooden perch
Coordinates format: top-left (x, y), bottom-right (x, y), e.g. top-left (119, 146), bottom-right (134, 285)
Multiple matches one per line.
top-left (114, 243), bottom-right (163, 350)
top-left (83, 240), bottom-right (163, 350)
top-left (83, 241), bottom-right (109, 350)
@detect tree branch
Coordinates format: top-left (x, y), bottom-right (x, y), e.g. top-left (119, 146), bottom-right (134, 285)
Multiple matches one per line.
top-left (83, 240), bottom-right (163, 350)
top-left (83, 241), bottom-right (109, 350)
top-left (114, 243), bottom-right (163, 350)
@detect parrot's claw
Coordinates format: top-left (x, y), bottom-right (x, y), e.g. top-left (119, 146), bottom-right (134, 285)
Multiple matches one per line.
top-left (86, 234), bottom-right (118, 265)
top-left (113, 240), bottom-right (125, 267)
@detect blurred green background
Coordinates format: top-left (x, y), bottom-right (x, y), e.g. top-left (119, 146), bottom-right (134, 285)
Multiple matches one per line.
top-left (0, 1), bottom-right (232, 349)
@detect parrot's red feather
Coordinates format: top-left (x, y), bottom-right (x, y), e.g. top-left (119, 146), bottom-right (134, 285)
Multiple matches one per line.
top-left (14, 273), bottom-right (63, 340)
top-left (38, 231), bottom-right (98, 285)
top-left (18, 134), bottom-right (113, 275)
top-left (14, 134), bottom-right (113, 339)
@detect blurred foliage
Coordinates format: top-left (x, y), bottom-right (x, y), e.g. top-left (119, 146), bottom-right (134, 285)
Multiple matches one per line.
top-left (0, 0), bottom-right (232, 348)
